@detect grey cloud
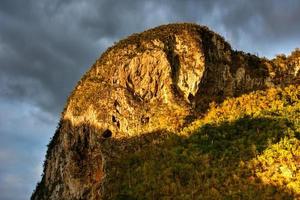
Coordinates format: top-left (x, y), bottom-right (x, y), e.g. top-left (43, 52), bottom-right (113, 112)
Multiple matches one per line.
top-left (215, 1), bottom-right (300, 54)
top-left (0, 0), bottom-right (100, 114)
top-left (0, 100), bottom-right (57, 200)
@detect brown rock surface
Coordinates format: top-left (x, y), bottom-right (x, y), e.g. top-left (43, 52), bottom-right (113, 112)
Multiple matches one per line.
top-left (32, 23), bottom-right (300, 200)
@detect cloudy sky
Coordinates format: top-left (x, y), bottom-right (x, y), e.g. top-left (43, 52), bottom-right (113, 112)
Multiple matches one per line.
top-left (0, 0), bottom-right (300, 199)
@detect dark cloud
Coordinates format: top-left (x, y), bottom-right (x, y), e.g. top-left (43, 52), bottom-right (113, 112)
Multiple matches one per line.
top-left (216, 1), bottom-right (300, 54)
top-left (0, 0), bottom-right (300, 199)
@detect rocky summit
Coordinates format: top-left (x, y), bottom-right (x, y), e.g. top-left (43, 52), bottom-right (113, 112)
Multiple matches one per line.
top-left (32, 23), bottom-right (300, 199)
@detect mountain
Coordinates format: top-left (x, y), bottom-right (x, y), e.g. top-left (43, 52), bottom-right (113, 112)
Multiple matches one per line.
top-left (32, 23), bottom-right (300, 199)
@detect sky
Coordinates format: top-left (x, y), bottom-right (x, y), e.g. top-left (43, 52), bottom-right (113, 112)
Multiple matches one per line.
top-left (0, 0), bottom-right (300, 199)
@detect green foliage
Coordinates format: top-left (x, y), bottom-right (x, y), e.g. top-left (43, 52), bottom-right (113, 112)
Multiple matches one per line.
top-left (104, 85), bottom-right (300, 199)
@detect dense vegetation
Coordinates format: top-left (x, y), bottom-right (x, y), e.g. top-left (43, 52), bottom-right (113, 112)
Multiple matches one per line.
top-left (104, 85), bottom-right (300, 199)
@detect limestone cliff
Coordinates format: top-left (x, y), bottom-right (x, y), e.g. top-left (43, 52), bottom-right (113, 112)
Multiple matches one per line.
top-left (32, 23), bottom-right (300, 200)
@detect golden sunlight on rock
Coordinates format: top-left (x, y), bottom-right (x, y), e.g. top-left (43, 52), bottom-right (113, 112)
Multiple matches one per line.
top-left (32, 23), bottom-right (300, 200)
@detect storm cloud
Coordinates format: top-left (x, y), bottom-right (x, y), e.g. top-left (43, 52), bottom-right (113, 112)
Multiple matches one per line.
top-left (0, 0), bottom-right (300, 199)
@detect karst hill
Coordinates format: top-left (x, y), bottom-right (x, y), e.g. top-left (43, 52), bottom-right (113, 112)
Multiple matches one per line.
top-left (32, 23), bottom-right (300, 199)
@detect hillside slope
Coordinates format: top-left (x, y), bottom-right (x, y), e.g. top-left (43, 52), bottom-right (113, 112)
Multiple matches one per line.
top-left (104, 85), bottom-right (300, 199)
top-left (32, 23), bottom-right (300, 199)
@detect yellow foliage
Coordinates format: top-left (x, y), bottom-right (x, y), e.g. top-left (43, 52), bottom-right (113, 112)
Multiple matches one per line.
top-left (102, 85), bottom-right (300, 199)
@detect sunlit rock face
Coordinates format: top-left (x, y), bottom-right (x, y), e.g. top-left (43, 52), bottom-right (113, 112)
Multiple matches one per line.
top-left (32, 23), bottom-right (300, 200)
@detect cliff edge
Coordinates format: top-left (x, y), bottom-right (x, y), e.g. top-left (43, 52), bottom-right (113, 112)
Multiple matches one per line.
top-left (32, 23), bottom-right (300, 199)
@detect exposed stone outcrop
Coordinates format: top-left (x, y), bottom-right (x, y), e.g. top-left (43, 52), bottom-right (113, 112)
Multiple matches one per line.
top-left (32, 23), bottom-right (300, 200)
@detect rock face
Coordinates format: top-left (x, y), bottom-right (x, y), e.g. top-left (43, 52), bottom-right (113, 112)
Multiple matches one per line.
top-left (32, 23), bottom-right (300, 200)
